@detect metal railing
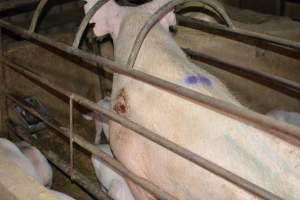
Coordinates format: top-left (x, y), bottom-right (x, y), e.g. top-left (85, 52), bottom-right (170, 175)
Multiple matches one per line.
top-left (0, 1), bottom-right (300, 200)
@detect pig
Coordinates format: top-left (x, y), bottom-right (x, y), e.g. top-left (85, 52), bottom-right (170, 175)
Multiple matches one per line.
top-left (83, 96), bottom-right (111, 142)
top-left (0, 138), bottom-right (42, 184)
top-left (84, 0), bottom-right (300, 199)
top-left (174, 4), bottom-right (300, 114)
top-left (49, 190), bottom-right (77, 200)
top-left (266, 109), bottom-right (300, 128)
top-left (91, 144), bottom-right (135, 200)
top-left (17, 141), bottom-right (53, 188)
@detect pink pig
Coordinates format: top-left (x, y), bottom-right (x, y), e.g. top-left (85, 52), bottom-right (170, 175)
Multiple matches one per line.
top-left (84, 0), bottom-right (300, 199)
top-left (17, 141), bottom-right (53, 188)
top-left (0, 138), bottom-right (43, 185)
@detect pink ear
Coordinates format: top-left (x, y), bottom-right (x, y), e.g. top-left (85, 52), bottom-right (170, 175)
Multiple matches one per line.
top-left (84, 0), bottom-right (121, 40)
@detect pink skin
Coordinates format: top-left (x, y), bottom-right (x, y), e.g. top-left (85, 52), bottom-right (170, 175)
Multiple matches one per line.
top-left (0, 138), bottom-right (42, 185)
top-left (17, 141), bottom-right (53, 188)
top-left (84, 1), bottom-right (300, 200)
top-left (84, 0), bottom-right (176, 42)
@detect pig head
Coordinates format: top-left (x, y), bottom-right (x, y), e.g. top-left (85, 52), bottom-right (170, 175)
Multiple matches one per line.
top-left (85, 0), bottom-right (300, 199)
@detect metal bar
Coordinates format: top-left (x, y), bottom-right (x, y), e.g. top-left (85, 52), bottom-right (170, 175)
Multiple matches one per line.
top-left (0, 28), bottom-right (8, 137)
top-left (72, 0), bottom-right (109, 48)
top-left (127, 0), bottom-right (234, 68)
top-left (7, 121), bottom-right (112, 200)
top-left (29, 0), bottom-right (48, 32)
top-left (6, 94), bottom-right (178, 200)
top-left (0, 0), bottom-right (39, 13)
top-left (183, 48), bottom-right (300, 99)
top-left (3, 58), bottom-right (284, 200)
top-left (176, 15), bottom-right (300, 54)
top-left (0, 21), bottom-right (298, 143)
top-left (69, 95), bottom-right (74, 180)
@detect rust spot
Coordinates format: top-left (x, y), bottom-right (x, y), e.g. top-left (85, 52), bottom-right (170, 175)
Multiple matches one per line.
top-left (114, 88), bottom-right (128, 114)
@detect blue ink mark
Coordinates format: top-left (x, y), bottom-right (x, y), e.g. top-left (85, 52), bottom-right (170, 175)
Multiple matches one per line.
top-left (185, 75), bottom-right (198, 84)
top-left (198, 75), bottom-right (212, 87)
top-left (184, 74), bottom-right (212, 87)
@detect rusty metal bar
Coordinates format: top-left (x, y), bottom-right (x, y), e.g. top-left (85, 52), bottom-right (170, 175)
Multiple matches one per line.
top-left (183, 48), bottom-right (300, 99)
top-left (3, 57), bottom-right (285, 200)
top-left (72, 0), bottom-right (109, 48)
top-left (0, 0), bottom-right (39, 13)
top-left (176, 14), bottom-right (300, 54)
top-left (6, 93), bottom-right (178, 200)
top-left (0, 20), bottom-right (299, 143)
top-left (7, 120), bottom-right (112, 200)
top-left (29, 0), bottom-right (48, 32)
top-left (127, 0), bottom-right (234, 68)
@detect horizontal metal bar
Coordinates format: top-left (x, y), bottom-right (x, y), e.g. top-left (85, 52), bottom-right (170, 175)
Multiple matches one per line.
top-left (176, 15), bottom-right (300, 53)
top-left (3, 58), bottom-right (283, 200)
top-left (7, 121), bottom-right (112, 200)
top-left (183, 48), bottom-right (300, 99)
top-left (0, 20), bottom-right (299, 144)
top-left (6, 94), bottom-right (178, 200)
top-left (0, 0), bottom-right (39, 12)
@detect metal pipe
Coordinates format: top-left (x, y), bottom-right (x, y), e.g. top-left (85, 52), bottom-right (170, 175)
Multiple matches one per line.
top-left (0, 21), bottom-right (299, 143)
top-left (183, 48), bottom-right (300, 99)
top-left (0, 28), bottom-right (8, 137)
top-left (69, 95), bottom-right (74, 180)
top-left (29, 0), bottom-right (48, 32)
top-left (176, 14), bottom-right (300, 54)
top-left (6, 94), bottom-right (178, 200)
top-left (0, 0), bottom-right (39, 13)
top-left (74, 0), bottom-right (300, 99)
top-left (72, 0), bottom-right (109, 48)
top-left (127, 0), bottom-right (234, 68)
top-left (3, 58), bottom-right (284, 200)
top-left (7, 121), bottom-right (112, 200)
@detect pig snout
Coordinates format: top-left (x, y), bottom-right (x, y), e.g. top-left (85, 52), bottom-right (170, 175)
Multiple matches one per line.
top-left (0, 138), bottom-right (42, 184)
top-left (91, 144), bottom-right (135, 200)
top-left (49, 190), bottom-right (77, 200)
top-left (17, 141), bottom-right (53, 188)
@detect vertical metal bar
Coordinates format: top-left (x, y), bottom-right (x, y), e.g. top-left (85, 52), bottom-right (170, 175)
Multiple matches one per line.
top-left (29, 0), bottom-right (48, 32)
top-left (69, 94), bottom-right (74, 180)
top-left (0, 28), bottom-right (8, 137)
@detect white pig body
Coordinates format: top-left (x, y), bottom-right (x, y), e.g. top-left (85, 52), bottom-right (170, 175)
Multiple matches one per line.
top-left (17, 141), bottom-right (53, 188)
top-left (91, 144), bottom-right (135, 200)
top-left (85, 1), bottom-right (300, 199)
top-left (0, 138), bottom-right (42, 184)
top-left (49, 190), bottom-right (76, 200)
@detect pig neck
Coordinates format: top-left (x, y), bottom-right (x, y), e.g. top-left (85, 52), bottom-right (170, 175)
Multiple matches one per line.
top-left (114, 12), bottom-right (242, 106)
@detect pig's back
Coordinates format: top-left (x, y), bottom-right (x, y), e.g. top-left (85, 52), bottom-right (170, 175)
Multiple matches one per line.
top-left (111, 12), bottom-right (300, 200)
top-left (0, 138), bottom-right (41, 184)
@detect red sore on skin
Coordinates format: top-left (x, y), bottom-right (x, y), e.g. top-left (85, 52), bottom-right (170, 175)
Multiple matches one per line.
top-left (114, 89), bottom-right (127, 114)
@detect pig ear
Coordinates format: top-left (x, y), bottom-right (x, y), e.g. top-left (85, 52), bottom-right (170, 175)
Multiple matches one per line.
top-left (142, 0), bottom-right (177, 30)
top-left (84, 0), bottom-right (121, 40)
